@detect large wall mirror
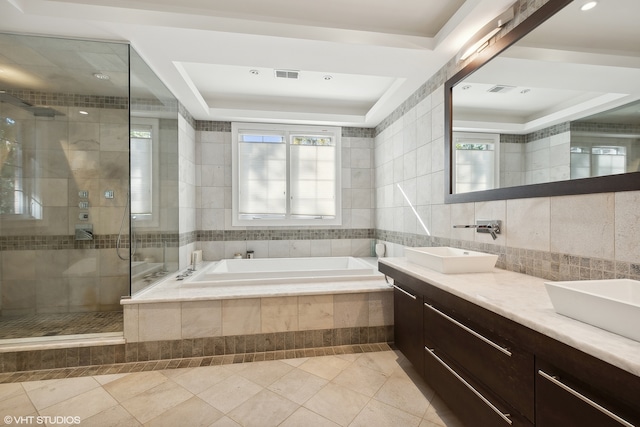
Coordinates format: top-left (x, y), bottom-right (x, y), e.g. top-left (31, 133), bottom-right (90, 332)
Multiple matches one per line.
top-left (445, 0), bottom-right (640, 203)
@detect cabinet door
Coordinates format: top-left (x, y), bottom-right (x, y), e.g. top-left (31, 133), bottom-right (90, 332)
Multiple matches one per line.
top-left (536, 360), bottom-right (640, 427)
top-left (393, 282), bottom-right (423, 376)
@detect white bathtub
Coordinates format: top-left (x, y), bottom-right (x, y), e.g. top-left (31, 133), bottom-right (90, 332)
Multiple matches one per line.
top-left (129, 256), bottom-right (389, 302)
top-left (185, 256), bottom-right (381, 287)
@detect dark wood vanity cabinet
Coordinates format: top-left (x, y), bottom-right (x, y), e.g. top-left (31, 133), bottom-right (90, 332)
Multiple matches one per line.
top-left (392, 281), bottom-right (424, 376)
top-left (380, 263), bottom-right (640, 427)
top-left (422, 289), bottom-right (534, 427)
top-left (535, 355), bottom-right (640, 427)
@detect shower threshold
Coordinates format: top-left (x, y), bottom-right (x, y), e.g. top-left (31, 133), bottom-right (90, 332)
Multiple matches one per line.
top-left (0, 311), bottom-right (123, 341)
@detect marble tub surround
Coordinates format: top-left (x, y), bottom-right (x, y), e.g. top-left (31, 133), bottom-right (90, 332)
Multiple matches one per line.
top-left (123, 291), bottom-right (393, 343)
top-left (379, 257), bottom-right (640, 377)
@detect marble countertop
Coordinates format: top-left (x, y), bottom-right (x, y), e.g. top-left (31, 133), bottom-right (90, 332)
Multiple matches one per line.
top-left (379, 257), bottom-right (640, 378)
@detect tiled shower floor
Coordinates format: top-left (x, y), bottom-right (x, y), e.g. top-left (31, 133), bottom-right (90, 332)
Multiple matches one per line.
top-left (0, 311), bottom-right (123, 339)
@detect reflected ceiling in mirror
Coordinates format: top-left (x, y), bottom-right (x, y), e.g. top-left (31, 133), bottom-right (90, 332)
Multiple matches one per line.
top-left (445, 0), bottom-right (640, 203)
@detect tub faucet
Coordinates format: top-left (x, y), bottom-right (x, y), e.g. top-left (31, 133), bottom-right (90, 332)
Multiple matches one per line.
top-left (453, 220), bottom-right (501, 240)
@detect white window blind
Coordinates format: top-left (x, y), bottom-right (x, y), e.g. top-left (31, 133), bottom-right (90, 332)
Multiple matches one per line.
top-left (290, 136), bottom-right (336, 218)
top-left (238, 132), bottom-right (287, 218)
top-left (232, 123), bottom-right (341, 226)
top-left (130, 125), bottom-right (153, 215)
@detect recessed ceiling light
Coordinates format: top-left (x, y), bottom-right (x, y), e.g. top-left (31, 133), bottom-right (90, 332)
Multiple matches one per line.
top-left (93, 73), bottom-right (110, 80)
top-left (323, 75), bottom-right (333, 81)
top-left (581, 1), bottom-right (597, 11)
top-left (79, 110), bottom-right (89, 115)
top-left (249, 69), bottom-right (260, 75)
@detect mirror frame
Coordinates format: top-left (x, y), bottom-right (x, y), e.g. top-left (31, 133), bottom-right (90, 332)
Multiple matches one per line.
top-left (444, 0), bottom-right (640, 203)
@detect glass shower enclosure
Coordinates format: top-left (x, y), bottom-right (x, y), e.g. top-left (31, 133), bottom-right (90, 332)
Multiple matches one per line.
top-left (0, 33), bottom-right (178, 340)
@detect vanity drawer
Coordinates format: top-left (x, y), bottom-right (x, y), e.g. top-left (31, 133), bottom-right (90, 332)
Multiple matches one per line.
top-left (424, 346), bottom-right (533, 427)
top-left (424, 300), bottom-right (534, 422)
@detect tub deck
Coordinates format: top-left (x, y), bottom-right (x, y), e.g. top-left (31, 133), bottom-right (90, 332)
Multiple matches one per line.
top-left (125, 257), bottom-right (390, 304)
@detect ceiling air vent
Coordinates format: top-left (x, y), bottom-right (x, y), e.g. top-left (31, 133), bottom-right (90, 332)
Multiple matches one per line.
top-left (274, 69), bottom-right (299, 79)
top-left (487, 85), bottom-right (515, 93)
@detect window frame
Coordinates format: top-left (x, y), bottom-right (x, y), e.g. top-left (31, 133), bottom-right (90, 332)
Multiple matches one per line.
top-left (231, 122), bottom-right (342, 227)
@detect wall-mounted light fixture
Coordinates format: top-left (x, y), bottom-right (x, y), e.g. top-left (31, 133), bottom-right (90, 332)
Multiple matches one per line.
top-left (459, 4), bottom-right (515, 62)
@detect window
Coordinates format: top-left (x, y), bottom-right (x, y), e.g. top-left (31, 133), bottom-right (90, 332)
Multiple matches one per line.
top-left (453, 132), bottom-right (499, 193)
top-left (0, 115), bottom-right (25, 216)
top-left (130, 118), bottom-right (159, 223)
top-left (232, 123), bottom-right (341, 226)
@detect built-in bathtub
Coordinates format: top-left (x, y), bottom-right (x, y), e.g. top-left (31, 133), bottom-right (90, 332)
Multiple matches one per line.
top-left (183, 256), bottom-right (383, 288)
top-left (122, 256), bottom-right (394, 352)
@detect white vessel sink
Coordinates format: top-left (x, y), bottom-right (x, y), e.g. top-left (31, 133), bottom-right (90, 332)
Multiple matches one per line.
top-left (404, 247), bottom-right (498, 274)
top-left (544, 279), bottom-right (640, 342)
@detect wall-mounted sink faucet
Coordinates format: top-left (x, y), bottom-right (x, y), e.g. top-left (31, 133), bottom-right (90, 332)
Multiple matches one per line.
top-left (453, 220), bottom-right (502, 240)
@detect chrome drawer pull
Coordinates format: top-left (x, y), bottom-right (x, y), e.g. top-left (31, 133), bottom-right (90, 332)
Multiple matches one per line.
top-left (424, 303), bottom-right (512, 357)
top-left (392, 284), bottom-right (417, 300)
top-left (538, 370), bottom-right (635, 427)
top-left (426, 347), bottom-right (512, 425)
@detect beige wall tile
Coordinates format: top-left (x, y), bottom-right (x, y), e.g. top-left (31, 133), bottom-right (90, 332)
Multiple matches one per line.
top-left (506, 197), bottom-right (550, 251)
top-left (138, 302), bottom-right (181, 342)
top-left (334, 293), bottom-right (369, 328)
top-left (368, 291), bottom-right (393, 326)
top-left (123, 304), bottom-right (139, 342)
top-left (551, 193), bottom-right (615, 259)
top-left (298, 295), bottom-right (333, 330)
top-left (222, 298), bottom-right (261, 336)
top-left (182, 300), bottom-right (222, 338)
top-left (615, 190), bottom-right (640, 263)
top-left (261, 296), bottom-right (298, 333)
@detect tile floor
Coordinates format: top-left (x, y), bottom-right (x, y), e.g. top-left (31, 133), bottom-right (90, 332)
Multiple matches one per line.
top-left (0, 349), bottom-right (463, 427)
top-left (0, 312), bottom-right (123, 339)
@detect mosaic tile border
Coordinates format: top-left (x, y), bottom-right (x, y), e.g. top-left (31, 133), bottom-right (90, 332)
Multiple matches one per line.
top-left (0, 343), bottom-right (394, 384)
top-left (1, 229), bottom-right (374, 251)
top-left (571, 121), bottom-right (640, 135)
top-left (196, 228), bottom-right (375, 242)
top-left (0, 325), bottom-right (393, 376)
top-left (376, 229), bottom-right (640, 283)
top-left (0, 233), bottom-right (180, 251)
top-left (195, 121), bottom-right (376, 138)
top-left (4, 89), bottom-right (129, 110)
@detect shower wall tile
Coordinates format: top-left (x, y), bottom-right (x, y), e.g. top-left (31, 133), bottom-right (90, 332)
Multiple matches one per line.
top-left (68, 122), bottom-right (100, 151)
top-left (35, 120), bottom-right (69, 151)
top-left (99, 123), bottom-right (128, 151)
top-left (1, 251), bottom-right (36, 280)
top-left (69, 150), bottom-right (100, 179)
top-left (37, 150), bottom-right (70, 179)
top-left (98, 276), bottom-right (128, 310)
top-left (1, 280), bottom-right (36, 315)
top-left (68, 277), bottom-right (98, 311)
top-left (99, 151), bottom-right (128, 180)
top-left (36, 278), bottom-right (69, 313)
